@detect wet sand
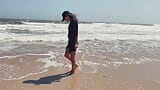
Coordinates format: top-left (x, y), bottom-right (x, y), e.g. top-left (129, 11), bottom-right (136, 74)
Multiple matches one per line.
top-left (0, 55), bottom-right (160, 90)
top-left (1, 20), bottom-right (160, 90)
top-left (0, 39), bottom-right (160, 90)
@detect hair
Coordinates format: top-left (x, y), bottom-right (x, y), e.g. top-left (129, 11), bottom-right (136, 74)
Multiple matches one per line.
top-left (68, 13), bottom-right (78, 22)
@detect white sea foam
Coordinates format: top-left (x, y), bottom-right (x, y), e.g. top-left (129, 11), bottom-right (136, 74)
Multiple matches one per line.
top-left (0, 53), bottom-right (51, 59)
top-left (0, 22), bottom-right (160, 79)
top-left (0, 22), bottom-right (160, 42)
top-left (0, 51), bottom-right (65, 80)
top-left (103, 57), bottom-right (159, 69)
top-left (36, 58), bottom-right (64, 68)
top-left (36, 52), bottom-right (64, 69)
top-left (82, 61), bottom-right (100, 66)
top-left (3, 69), bottom-right (48, 80)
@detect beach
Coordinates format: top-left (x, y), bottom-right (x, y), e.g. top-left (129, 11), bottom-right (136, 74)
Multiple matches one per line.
top-left (0, 20), bottom-right (160, 90)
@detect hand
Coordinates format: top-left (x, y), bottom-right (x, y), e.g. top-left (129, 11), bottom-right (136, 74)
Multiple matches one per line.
top-left (75, 43), bottom-right (78, 48)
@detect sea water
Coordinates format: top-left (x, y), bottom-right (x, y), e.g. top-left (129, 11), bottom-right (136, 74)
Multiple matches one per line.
top-left (0, 20), bottom-right (160, 80)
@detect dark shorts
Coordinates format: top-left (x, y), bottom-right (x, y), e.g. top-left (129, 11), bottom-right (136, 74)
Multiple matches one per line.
top-left (66, 46), bottom-right (77, 53)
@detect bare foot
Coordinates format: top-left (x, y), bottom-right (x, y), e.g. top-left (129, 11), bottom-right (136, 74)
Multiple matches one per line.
top-left (70, 64), bottom-right (78, 75)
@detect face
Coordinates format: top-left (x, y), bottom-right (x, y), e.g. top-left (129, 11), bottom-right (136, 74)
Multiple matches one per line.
top-left (64, 16), bottom-right (71, 22)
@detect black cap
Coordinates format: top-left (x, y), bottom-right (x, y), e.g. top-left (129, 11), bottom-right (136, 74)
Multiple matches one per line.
top-left (62, 11), bottom-right (71, 21)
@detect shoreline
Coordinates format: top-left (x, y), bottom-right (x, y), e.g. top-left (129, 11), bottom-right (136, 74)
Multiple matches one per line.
top-left (1, 60), bottom-right (160, 90)
top-left (0, 21), bottom-right (160, 89)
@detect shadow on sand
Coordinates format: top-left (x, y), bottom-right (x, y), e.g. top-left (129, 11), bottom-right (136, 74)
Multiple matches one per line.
top-left (23, 72), bottom-right (71, 85)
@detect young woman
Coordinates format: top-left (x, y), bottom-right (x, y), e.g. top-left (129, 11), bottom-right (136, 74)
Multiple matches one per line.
top-left (62, 11), bottom-right (78, 75)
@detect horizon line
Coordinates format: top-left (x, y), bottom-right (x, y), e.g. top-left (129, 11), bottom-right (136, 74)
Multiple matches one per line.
top-left (0, 17), bottom-right (157, 25)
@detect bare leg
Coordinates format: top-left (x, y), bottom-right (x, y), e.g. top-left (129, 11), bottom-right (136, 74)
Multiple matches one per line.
top-left (64, 48), bottom-right (71, 61)
top-left (64, 48), bottom-right (78, 74)
top-left (70, 51), bottom-right (78, 74)
top-left (64, 48), bottom-right (72, 74)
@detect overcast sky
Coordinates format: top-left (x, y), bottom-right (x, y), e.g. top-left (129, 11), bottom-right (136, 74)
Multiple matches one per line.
top-left (0, 0), bottom-right (160, 24)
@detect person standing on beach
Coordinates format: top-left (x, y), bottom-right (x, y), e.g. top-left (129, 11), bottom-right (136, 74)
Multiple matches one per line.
top-left (62, 11), bottom-right (78, 75)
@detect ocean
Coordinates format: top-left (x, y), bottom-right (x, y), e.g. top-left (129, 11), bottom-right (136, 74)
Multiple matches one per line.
top-left (0, 18), bottom-right (160, 81)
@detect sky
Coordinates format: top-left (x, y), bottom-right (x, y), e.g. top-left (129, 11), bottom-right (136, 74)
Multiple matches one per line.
top-left (0, 0), bottom-right (160, 24)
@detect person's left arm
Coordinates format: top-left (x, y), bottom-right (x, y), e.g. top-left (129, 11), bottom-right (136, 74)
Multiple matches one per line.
top-left (68, 21), bottom-right (78, 48)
